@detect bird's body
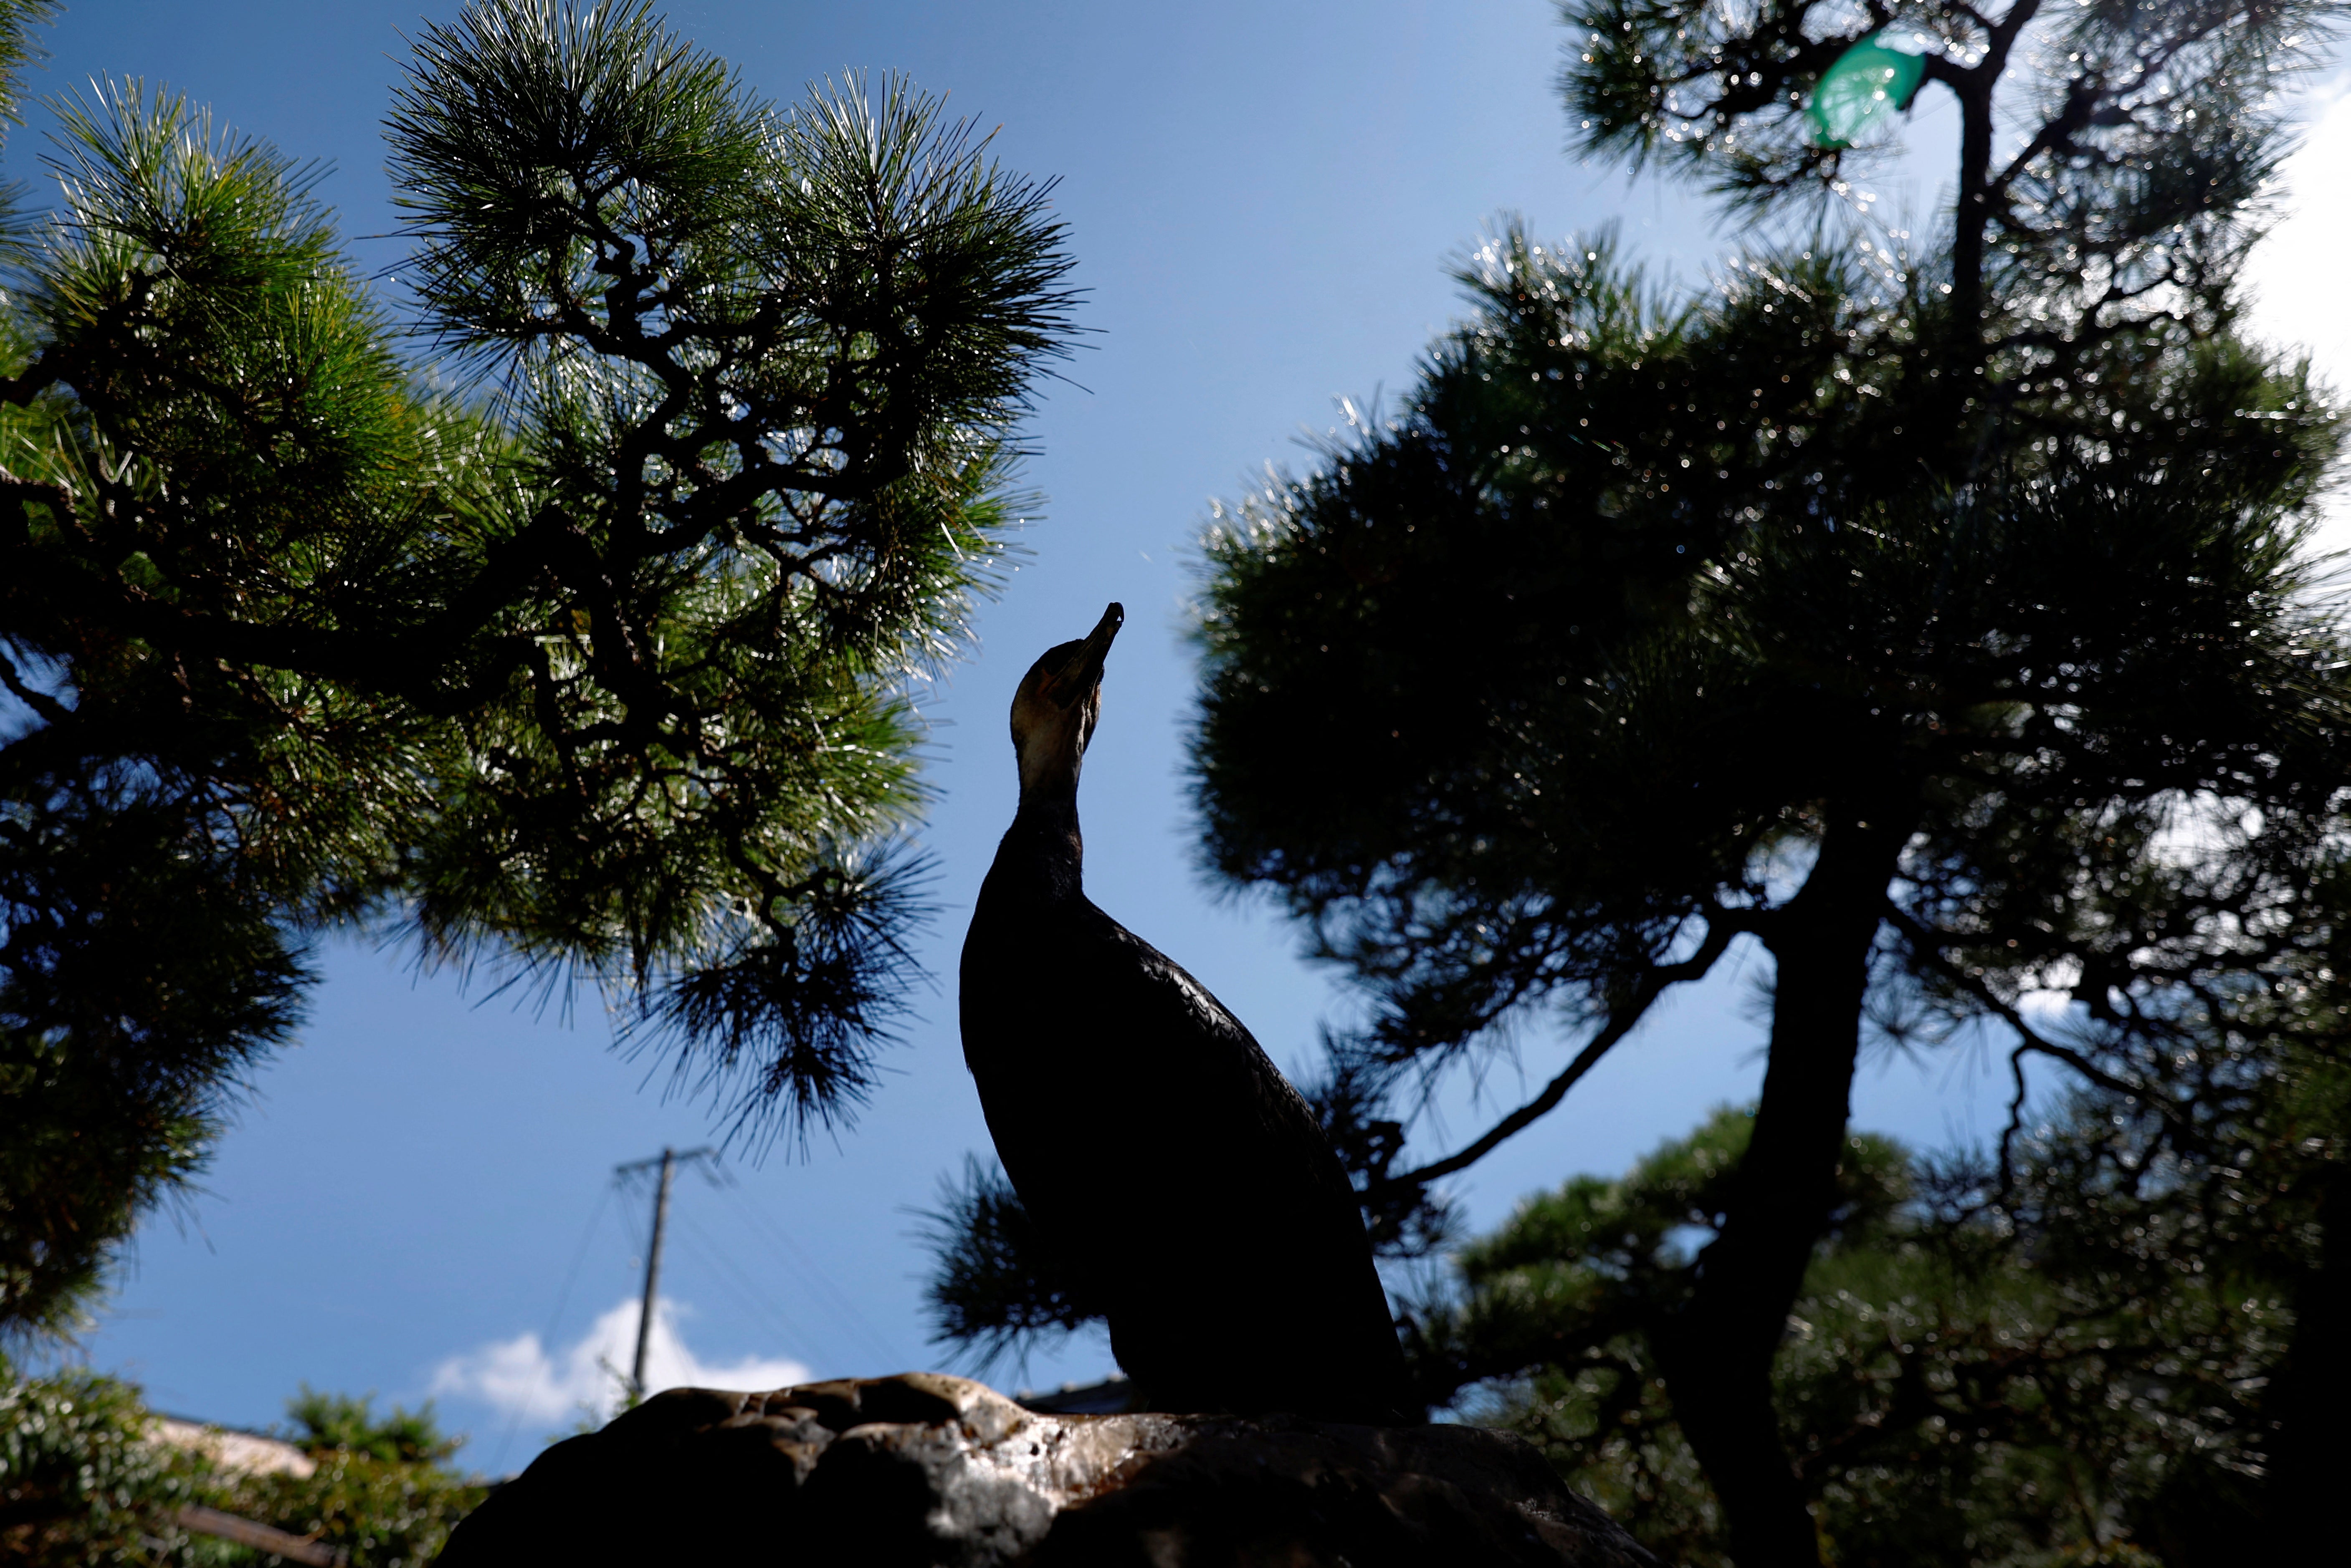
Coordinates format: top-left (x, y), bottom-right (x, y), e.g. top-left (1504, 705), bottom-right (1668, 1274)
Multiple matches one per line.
top-left (960, 604), bottom-right (1411, 1423)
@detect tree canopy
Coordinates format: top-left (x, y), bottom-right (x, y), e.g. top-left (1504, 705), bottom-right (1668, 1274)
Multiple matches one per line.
top-left (1171, 0), bottom-right (2351, 1561)
top-left (0, 0), bottom-right (1076, 1340)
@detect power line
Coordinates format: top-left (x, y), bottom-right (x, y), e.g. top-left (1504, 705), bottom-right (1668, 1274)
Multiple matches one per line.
top-left (706, 1168), bottom-right (909, 1370)
top-left (486, 1181), bottom-right (612, 1477)
top-left (498, 1144), bottom-right (905, 1460)
top-left (666, 1207), bottom-right (825, 1371)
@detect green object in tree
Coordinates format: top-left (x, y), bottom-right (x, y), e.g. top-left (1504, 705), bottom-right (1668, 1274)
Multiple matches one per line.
top-left (1806, 33), bottom-right (1925, 148)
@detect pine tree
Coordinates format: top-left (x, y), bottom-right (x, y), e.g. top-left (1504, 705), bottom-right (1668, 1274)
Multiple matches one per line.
top-left (1417, 1071), bottom-right (2334, 1568)
top-left (1179, 2), bottom-right (2351, 1562)
top-left (0, 0), bottom-right (1076, 1340)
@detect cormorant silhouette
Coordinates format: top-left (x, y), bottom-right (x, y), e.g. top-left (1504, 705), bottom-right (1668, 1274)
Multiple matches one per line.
top-left (960, 602), bottom-right (1412, 1423)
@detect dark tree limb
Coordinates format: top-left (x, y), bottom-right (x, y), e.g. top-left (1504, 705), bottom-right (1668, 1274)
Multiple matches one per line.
top-left (1374, 913), bottom-right (1751, 1194)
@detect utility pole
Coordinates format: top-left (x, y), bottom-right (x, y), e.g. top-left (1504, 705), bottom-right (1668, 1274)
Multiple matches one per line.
top-left (616, 1146), bottom-right (715, 1398)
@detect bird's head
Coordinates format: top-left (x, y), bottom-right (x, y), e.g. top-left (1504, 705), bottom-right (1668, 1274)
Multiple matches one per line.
top-left (1010, 602), bottom-right (1124, 797)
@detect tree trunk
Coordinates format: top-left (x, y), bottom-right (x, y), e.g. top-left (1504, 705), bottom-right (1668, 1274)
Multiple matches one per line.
top-left (1653, 809), bottom-right (1909, 1568)
top-left (2262, 1150), bottom-right (2351, 1550)
top-left (1949, 79), bottom-right (1992, 347)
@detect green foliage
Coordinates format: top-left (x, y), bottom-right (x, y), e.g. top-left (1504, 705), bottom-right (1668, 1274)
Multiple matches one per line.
top-left (281, 1389), bottom-right (458, 1468)
top-left (0, 0), bottom-right (56, 273)
top-left (1453, 1107), bottom-right (1907, 1288)
top-left (0, 794), bottom-right (314, 1342)
top-left (209, 1451), bottom-right (483, 1568)
top-left (0, 1367), bottom-right (203, 1565)
top-left (0, 1), bottom-right (54, 132)
top-left (0, 1370), bottom-right (486, 1568)
top-left (231, 1386), bottom-right (483, 1565)
top-left (1192, 214), bottom-right (2347, 1169)
top-left (0, 0), bottom-right (1076, 1336)
top-left (1420, 1094), bottom-right (2318, 1567)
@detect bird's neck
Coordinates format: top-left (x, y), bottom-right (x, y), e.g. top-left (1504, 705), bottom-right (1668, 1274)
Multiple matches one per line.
top-left (991, 782), bottom-right (1085, 903)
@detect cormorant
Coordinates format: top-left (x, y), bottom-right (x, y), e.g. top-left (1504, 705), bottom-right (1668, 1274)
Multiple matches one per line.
top-left (960, 602), bottom-right (1412, 1424)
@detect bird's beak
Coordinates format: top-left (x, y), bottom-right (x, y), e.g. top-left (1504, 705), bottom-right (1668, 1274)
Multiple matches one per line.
top-left (1052, 602), bottom-right (1123, 706)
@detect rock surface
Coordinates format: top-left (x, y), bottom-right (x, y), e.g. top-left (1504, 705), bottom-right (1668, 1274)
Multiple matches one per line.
top-left (436, 1373), bottom-right (1658, 1567)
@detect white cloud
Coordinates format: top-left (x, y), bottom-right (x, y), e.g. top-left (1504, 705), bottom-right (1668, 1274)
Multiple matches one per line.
top-left (2244, 71), bottom-right (2351, 558)
top-left (429, 1297), bottom-right (813, 1426)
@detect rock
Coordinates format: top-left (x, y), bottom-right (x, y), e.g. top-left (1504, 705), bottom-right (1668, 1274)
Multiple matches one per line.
top-left (436, 1373), bottom-right (1658, 1567)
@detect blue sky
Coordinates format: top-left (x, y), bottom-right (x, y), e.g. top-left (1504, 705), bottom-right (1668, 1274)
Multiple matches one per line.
top-left (17, 1), bottom-right (2350, 1475)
